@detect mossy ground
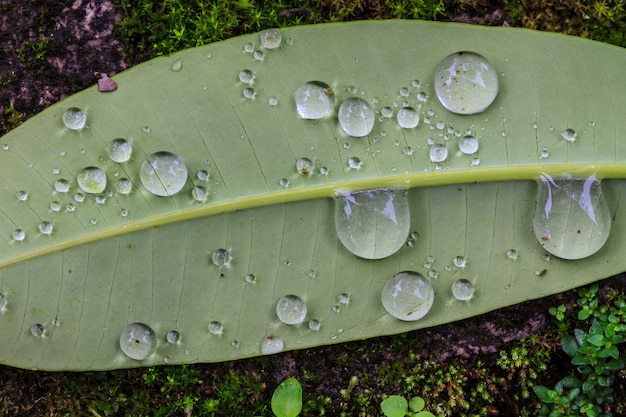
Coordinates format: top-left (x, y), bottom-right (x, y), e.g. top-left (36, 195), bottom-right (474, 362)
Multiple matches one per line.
top-left (0, 1), bottom-right (625, 416)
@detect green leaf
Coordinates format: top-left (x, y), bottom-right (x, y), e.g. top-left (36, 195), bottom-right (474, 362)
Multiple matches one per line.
top-left (381, 395), bottom-right (408, 417)
top-left (533, 386), bottom-right (553, 403)
top-left (586, 334), bottom-right (606, 347)
top-left (1, 21), bottom-right (626, 370)
top-left (561, 335), bottom-right (580, 357)
top-left (408, 396), bottom-right (425, 412)
top-left (271, 377), bottom-right (302, 417)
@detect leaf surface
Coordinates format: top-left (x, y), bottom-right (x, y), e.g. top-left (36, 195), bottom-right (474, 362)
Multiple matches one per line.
top-left (0, 21), bottom-right (625, 370)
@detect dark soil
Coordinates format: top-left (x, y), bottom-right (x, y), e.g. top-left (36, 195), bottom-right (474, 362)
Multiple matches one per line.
top-left (0, 1), bottom-right (625, 416)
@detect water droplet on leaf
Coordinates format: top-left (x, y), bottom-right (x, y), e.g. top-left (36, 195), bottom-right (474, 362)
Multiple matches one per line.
top-left (63, 107), bottom-right (86, 130)
top-left (562, 128), bottom-right (577, 142)
top-left (308, 320), bottom-right (321, 331)
top-left (294, 81), bottom-right (335, 119)
top-left (31, 324), bottom-right (44, 338)
top-left (506, 249), bottom-right (518, 260)
top-left (381, 271), bottom-right (434, 321)
top-left (452, 279), bottom-right (475, 301)
top-left (338, 97), bottom-right (375, 137)
top-left (119, 323), bottom-right (157, 360)
top-left (276, 295), bottom-right (307, 325)
top-left (16, 191), bottom-right (28, 201)
top-left (296, 158), bottom-right (314, 175)
top-left (459, 135), bottom-right (478, 154)
top-left (211, 249), bottom-right (230, 266)
top-left (192, 186), bottom-right (208, 202)
top-left (397, 107), bottom-right (420, 128)
top-left (239, 69), bottom-right (254, 84)
top-left (117, 178), bottom-right (132, 194)
top-left (429, 144), bottom-right (448, 163)
top-left (347, 157), bottom-right (362, 169)
top-left (139, 152), bottom-right (188, 196)
top-left (170, 59), bottom-right (183, 72)
top-left (166, 330), bottom-right (180, 344)
top-left (208, 321), bottom-right (224, 335)
top-left (38, 221), bottom-right (53, 235)
top-left (108, 138), bottom-right (132, 163)
top-left (260, 28), bottom-right (282, 49)
top-left (77, 167), bottom-right (107, 194)
top-left (261, 335), bottom-right (284, 355)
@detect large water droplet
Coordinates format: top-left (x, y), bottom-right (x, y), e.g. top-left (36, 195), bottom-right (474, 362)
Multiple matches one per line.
top-left (211, 249), bottom-right (230, 266)
top-left (451, 279), bottom-right (475, 301)
top-left (338, 97), bottom-right (375, 137)
top-left (77, 167), bottom-right (107, 194)
top-left (429, 144), bottom-right (448, 163)
top-left (276, 295), bottom-right (307, 325)
top-left (63, 107), bottom-right (86, 130)
top-left (139, 152), bottom-right (188, 196)
top-left (108, 138), bottom-right (132, 163)
top-left (334, 188), bottom-right (410, 259)
top-left (260, 28), bottom-right (282, 49)
top-left (170, 59), bottom-right (183, 72)
top-left (261, 335), bottom-right (284, 354)
top-left (293, 81), bottom-right (335, 119)
top-left (533, 175), bottom-right (611, 259)
top-left (119, 323), bottom-right (157, 360)
top-left (396, 107), bottom-right (420, 129)
top-left (381, 271), bottom-right (434, 321)
top-left (434, 51), bottom-right (498, 115)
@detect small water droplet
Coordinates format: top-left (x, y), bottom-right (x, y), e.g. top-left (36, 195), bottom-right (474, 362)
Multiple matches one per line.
top-left (429, 144), bottom-right (448, 163)
top-left (12, 229), bottom-right (25, 241)
top-left (50, 201), bottom-right (61, 212)
top-left (16, 191), bottom-right (28, 201)
top-left (245, 273), bottom-right (256, 284)
top-left (1, 144), bottom-right (8, 151)
top-left (268, 96), bottom-right (279, 106)
top-left (117, 178), bottom-right (132, 195)
top-left (428, 270), bottom-right (438, 278)
top-left (562, 128), bottom-right (577, 142)
top-left (540, 147), bottom-right (550, 159)
top-left (417, 92), bottom-right (428, 102)
top-left (253, 50), bottom-right (264, 60)
top-left (453, 256), bottom-right (467, 268)
top-left (276, 295), bottom-right (307, 325)
top-left (39, 221), bottom-right (53, 235)
top-left (533, 175), bottom-right (610, 259)
top-left (470, 157), bottom-right (480, 166)
top-left (95, 195), bottom-right (106, 204)
top-left (170, 59), bottom-right (183, 72)
top-left (338, 97), bottom-right (375, 137)
top-left (320, 166), bottom-right (329, 175)
top-left (399, 87), bottom-right (410, 97)
top-left (507, 249), bottom-right (518, 260)
top-left (296, 158), bottom-right (314, 175)
top-left (397, 107), bottom-right (420, 129)
top-left (243, 42), bottom-right (254, 53)
top-left (434, 51), bottom-right (499, 115)
top-left (0, 293), bottom-right (6, 311)
top-left (381, 271), bottom-right (434, 321)
top-left (243, 87), bottom-right (255, 99)
top-left (260, 28), bottom-right (281, 49)
top-left (119, 323), bottom-right (157, 360)
top-left (308, 319), bottom-right (321, 331)
top-left (307, 269), bottom-right (317, 278)
top-left (192, 186), bottom-right (208, 202)
top-left (381, 107), bottom-right (393, 118)
top-left (208, 321), bottom-right (224, 335)
top-left (89, 218), bottom-right (97, 225)
top-left (261, 335), bottom-right (284, 355)
top-left (197, 170), bottom-right (209, 181)
top-left (77, 167), bottom-right (107, 194)
top-left (403, 146), bottom-right (414, 156)
top-left (140, 152), bottom-right (187, 196)
top-left (108, 138), bottom-right (132, 163)
top-left (452, 279), bottom-right (475, 301)
top-left (294, 81), bottom-right (335, 119)
top-left (459, 135), bottom-right (479, 154)
top-left (31, 324), bottom-right (44, 338)
top-left (335, 188), bottom-right (410, 259)
top-left (63, 107), bottom-right (87, 130)
top-left (166, 330), bottom-right (180, 344)
top-left (65, 204), bottom-right (75, 212)
top-left (74, 193), bottom-right (85, 203)
top-left (337, 293), bottom-right (350, 304)
top-left (347, 157), bottom-right (362, 169)
top-left (211, 249), bottom-right (230, 266)
top-left (239, 69), bottom-right (254, 84)
top-left (279, 178), bottom-right (289, 188)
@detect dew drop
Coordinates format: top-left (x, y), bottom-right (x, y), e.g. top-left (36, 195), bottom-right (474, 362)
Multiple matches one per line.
top-left (50, 201), bottom-right (61, 212)
top-left (166, 330), bottom-right (180, 344)
top-left (108, 138), bottom-right (132, 163)
top-left (338, 97), bottom-right (375, 137)
top-left (54, 179), bottom-right (70, 193)
top-left (276, 295), bottom-right (307, 325)
top-left (540, 147), bottom-right (550, 159)
top-left (429, 144), bottom-right (448, 163)
top-left (260, 28), bottom-right (281, 49)
top-left (170, 59), bottom-right (183, 72)
top-left (337, 293), bottom-right (350, 304)
top-left (308, 319), bottom-right (321, 331)
top-left (403, 146), bottom-right (414, 156)
top-left (243, 42), bottom-right (254, 53)
top-left (63, 107), bottom-right (86, 130)
top-left (293, 81), bottom-right (335, 119)
top-left (533, 175), bottom-right (610, 260)
top-left (453, 256), bottom-right (467, 268)
top-left (117, 178), bottom-right (133, 194)
top-left (77, 167), bottom-right (107, 194)
top-left (279, 178), bottom-right (290, 188)
top-left (381, 271), bottom-right (434, 321)
top-left (239, 69), bottom-right (254, 84)
top-left (211, 249), bottom-right (230, 266)
top-left (192, 186), bottom-right (208, 202)
top-left (0, 293), bottom-right (6, 311)
top-left (261, 335), bottom-right (284, 355)
top-left (38, 221), bottom-right (53, 235)
top-left (296, 158), bottom-right (314, 176)
top-left (245, 273), bottom-right (256, 284)
top-left (470, 157), bottom-right (480, 167)
top-left (12, 229), bottom-right (25, 241)
top-left (434, 51), bottom-right (499, 115)
top-left (562, 128), bottom-right (577, 142)
top-left (31, 324), bottom-right (44, 338)
top-left (208, 321), bottom-right (224, 335)
top-left (139, 152), bottom-right (188, 196)
top-left (197, 170), bottom-right (209, 181)
top-left (253, 50), bottom-right (264, 60)
top-left (243, 87), bottom-right (255, 99)
top-left (452, 279), bottom-right (475, 301)
top-left (381, 107), bottom-right (393, 118)
top-left (335, 188), bottom-right (410, 259)
top-left (417, 92), bottom-right (428, 102)
top-left (506, 249), bottom-right (518, 260)
top-left (95, 195), bottom-right (106, 204)
top-left (119, 323), bottom-right (157, 360)
top-left (74, 193), bottom-right (85, 203)
top-left (268, 96), bottom-right (279, 106)
top-left (397, 107), bottom-right (420, 129)
top-left (347, 157), bottom-right (362, 169)
top-left (16, 190), bottom-right (28, 201)
top-left (459, 135), bottom-right (479, 154)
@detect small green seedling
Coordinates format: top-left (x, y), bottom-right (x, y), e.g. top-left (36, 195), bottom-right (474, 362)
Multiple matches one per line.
top-left (380, 395), bottom-right (436, 417)
top-left (271, 377), bottom-right (302, 417)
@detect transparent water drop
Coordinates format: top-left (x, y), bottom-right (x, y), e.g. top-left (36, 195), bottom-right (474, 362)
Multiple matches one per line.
top-left (31, 324), bottom-right (44, 338)
top-left (540, 147), bottom-right (550, 159)
top-left (54, 179), bottom-right (70, 193)
top-left (320, 167), bottom-right (329, 175)
top-left (0, 293), bottom-right (6, 311)
top-left (429, 144), bottom-right (448, 163)
top-left (166, 330), bottom-right (180, 344)
top-left (119, 323), bottom-right (157, 360)
top-left (533, 175), bottom-right (610, 260)
top-left (211, 249), bottom-right (230, 266)
top-left (74, 193), bottom-right (85, 203)
top-left (562, 128), bottom-right (577, 142)
top-left (347, 157), bottom-right (362, 169)
top-left (296, 158), bottom-right (314, 175)
top-left (261, 335), bottom-right (284, 355)
top-left (470, 157), bottom-right (480, 167)
top-left (453, 256), bottom-right (467, 268)
top-left (459, 135), bottom-right (479, 154)
top-left (417, 92), bottom-right (428, 102)
top-left (403, 146), bottom-right (414, 156)
top-left (63, 107), bottom-right (86, 130)
top-left (434, 51), bottom-right (499, 115)
top-left (170, 59), bottom-right (183, 72)
top-left (77, 167), bottom-right (107, 194)
top-left (243, 87), bottom-right (255, 99)
top-left (50, 201), bottom-right (61, 212)
top-left (197, 170), bottom-right (209, 181)
top-left (276, 295), bottom-right (307, 325)
top-left (308, 319), bottom-right (321, 331)
top-left (506, 249), bottom-right (518, 260)
top-left (208, 321), bottom-right (224, 335)
top-left (334, 188), bottom-right (410, 259)
top-left (245, 273), bottom-right (256, 284)
top-left (337, 293), bottom-right (350, 304)
top-left (268, 96), bottom-right (278, 106)
top-left (139, 152), bottom-right (188, 196)
top-left (338, 97), bottom-right (375, 137)
top-left (231, 341), bottom-right (240, 348)
top-left (260, 28), bottom-right (281, 49)
top-left (381, 107), bottom-right (393, 118)
top-left (452, 279), bottom-right (475, 301)
top-left (381, 271), bottom-right (434, 321)
top-left (436, 121), bottom-right (445, 130)
top-left (293, 81), bottom-right (335, 119)
top-left (12, 229), bottom-right (25, 241)
top-left (243, 42), bottom-right (254, 53)
top-left (397, 107), bottom-right (420, 129)
top-left (117, 178), bottom-right (132, 194)
top-left (239, 69), bottom-right (254, 84)
top-left (108, 138), bottom-right (132, 163)
top-left (39, 221), bottom-right (53, 235)
top-left (279, 178), bottom-right (290, 188)
top-left (192, 186), bottom-right (208, 202)
top-left (15, 190), bottom-right (28, 201)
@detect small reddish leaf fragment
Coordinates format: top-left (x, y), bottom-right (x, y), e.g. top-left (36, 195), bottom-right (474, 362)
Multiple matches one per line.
top-left (97, 73), bottom-right (117, 92)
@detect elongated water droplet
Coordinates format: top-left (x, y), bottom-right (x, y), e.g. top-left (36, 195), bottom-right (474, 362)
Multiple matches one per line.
top-left (381, 271), bottom-right (434, 321)
top-left (261, 335), bottom-right (284, 355)
top-left (208, 321), bottom-right (224, 335)
top-left (296, 158), bottom-right (314, 175)
top-left (77, 167), bottom-right (107, 194)
top-left (260, 28), bottom-right (281, 49)
top-left (338, 97), bottom-right (375, 137)
top-left (459, 135), bottom-right (478, 154)
top-left (0, 293), bottom-right (6, 311)
top-left (429, 144), bottom-right (448, 163)
top-left (434, 51), bottom-right (498, 115)
top-left (294, 81), bottom-right (335, 119)
top-left (109, 138), bottom-right (132, 163)
top-left (211, 249), bottom-right (230, 266)
top-left (335, 188), bottom-right (410, 259)
top-left (63, 107), bottom-right (86, 130)
top-left (533, 175), bottom-right (610, 259)
top-left (276, 295), bottom-right (307, 325)
top-left (452, 279), bottom-right (474, 301)
top-left (119, 323), bottom-right (157, 360)
top-left (139, 152), bottom-right (187, 196)
top-left (397, 107), bottom-right (420, 128)
top-left (170, 58), bottom-right (183, 72)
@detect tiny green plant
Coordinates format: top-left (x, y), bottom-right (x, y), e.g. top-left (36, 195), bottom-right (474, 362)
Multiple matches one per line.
top-left (380, 395), bottom-right (436, 417)
top-left (271, 377), bottom-right (303, 417)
